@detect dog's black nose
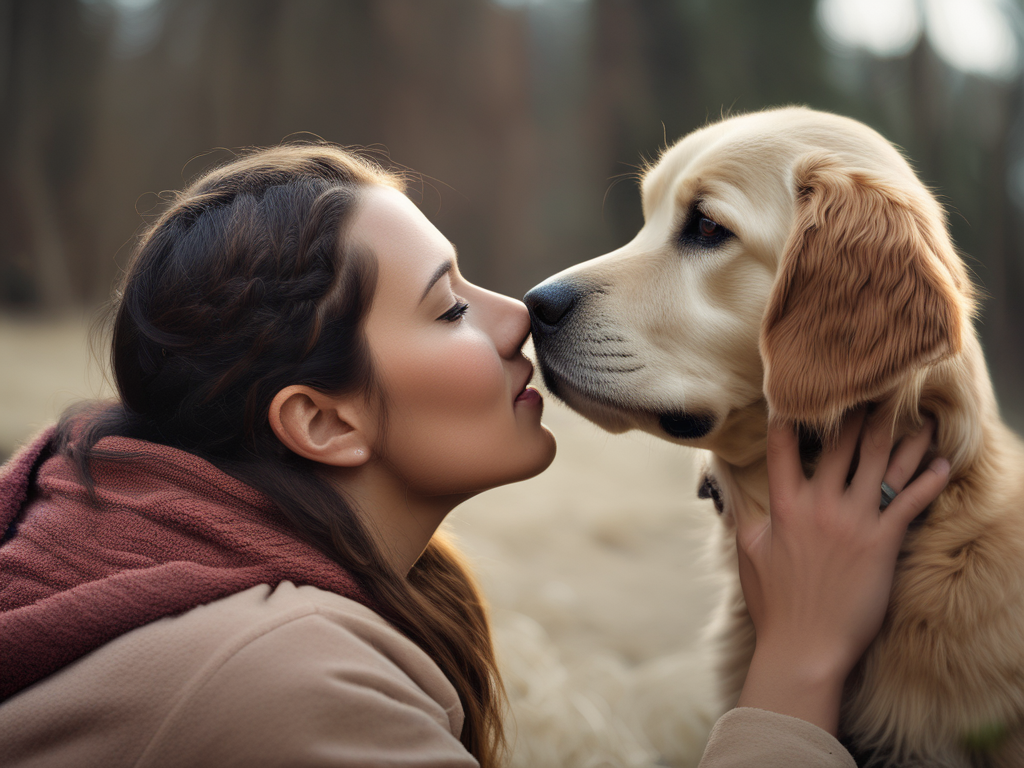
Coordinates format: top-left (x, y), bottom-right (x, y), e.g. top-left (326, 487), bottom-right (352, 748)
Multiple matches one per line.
top-left (523, 280), bottom-right (580, 333)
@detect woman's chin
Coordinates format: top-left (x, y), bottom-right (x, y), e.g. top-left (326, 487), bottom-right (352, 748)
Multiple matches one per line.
top-left (475, 428), bottom-right (558, 494)
top-left (521, 424), bottom-right (557, 480)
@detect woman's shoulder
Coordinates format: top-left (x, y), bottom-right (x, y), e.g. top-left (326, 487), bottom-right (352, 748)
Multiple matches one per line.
top-left (171, 581), bottom-right (465, 726)
top-left (0, 583), bottom-right (475, 768)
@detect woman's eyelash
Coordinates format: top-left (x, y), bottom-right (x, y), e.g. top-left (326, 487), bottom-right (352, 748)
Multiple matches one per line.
top-left (438, 301), bottom-right (469, 322)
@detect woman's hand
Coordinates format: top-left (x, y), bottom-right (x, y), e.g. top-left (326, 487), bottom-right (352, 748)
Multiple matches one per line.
top-left (734, 411), bottom-right (950, 735)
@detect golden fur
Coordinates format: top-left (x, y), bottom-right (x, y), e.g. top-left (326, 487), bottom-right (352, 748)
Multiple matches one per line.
top-left (526, 107), bottom-right (1024, 767)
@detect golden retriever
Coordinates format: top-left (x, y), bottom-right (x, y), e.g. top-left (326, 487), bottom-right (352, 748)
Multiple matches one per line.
top-left (524, 107), bottom-right (1024, 767)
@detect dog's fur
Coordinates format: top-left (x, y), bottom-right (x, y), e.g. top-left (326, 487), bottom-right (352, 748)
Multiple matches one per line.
top-left (525, 107), bottom-right (1024, 767)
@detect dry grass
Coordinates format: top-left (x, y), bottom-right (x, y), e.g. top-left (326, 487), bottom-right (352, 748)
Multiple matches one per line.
top-left (0, 313), bottom-right (113, 459)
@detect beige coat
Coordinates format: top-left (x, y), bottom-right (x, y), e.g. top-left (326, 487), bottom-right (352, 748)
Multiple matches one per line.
top-left (0, 582), bottom-right (854, 767)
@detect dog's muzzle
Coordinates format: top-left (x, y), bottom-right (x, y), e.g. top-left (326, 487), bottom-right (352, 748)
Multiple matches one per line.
top-left (523, 279), bottom-right (584, 336)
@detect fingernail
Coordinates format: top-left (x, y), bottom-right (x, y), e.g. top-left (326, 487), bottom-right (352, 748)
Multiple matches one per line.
top-left (930, 457), bottom-right (950, 476)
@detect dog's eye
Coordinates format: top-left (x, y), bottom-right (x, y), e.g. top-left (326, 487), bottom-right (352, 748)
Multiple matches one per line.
top-left (679, 209), bottom-right (733, 250)
top-left (698, 217), bottom-right (720, 238)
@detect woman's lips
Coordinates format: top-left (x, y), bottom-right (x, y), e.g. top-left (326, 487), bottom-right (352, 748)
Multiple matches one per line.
top-left (515, 386), bottom-right (542, 404)
top-left (513, 360), bottom-right (537, 404)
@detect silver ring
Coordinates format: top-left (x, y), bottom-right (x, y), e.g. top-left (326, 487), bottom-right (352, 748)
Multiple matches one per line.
top-left (879, 481), bottom-right (898, 510)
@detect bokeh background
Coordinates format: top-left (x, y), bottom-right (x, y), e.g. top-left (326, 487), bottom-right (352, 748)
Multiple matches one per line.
top-left (3, 1), bottom-right (1023, 765)
top-left (3, 0), bottom-right (1024, 453)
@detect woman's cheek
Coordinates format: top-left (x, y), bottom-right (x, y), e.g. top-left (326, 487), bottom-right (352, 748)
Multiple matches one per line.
top-left (381, 335), bottom-right (512, 491)
top-left (416, 334), bottom-right (505, 412)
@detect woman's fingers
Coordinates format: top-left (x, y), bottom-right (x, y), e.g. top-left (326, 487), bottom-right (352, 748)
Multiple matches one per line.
top-left (882, 457), bottom-right (950, 531)
top-left (849, 417), bottom-right (936, 502)
top-left (817, 408), bottom-right (867, 489)
top-left (849, 413), bottom-right (895, 491)
top-left (762, 414), bottom-right (948, 538)
top-left (741, 420), bottom-right (804, 549)
top-left (881, 418), bottom-right (937, 492)
top-left (765, 420), bottom-right (804, 501)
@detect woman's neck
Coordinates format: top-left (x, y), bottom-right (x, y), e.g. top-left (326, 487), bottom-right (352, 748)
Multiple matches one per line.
top-left (326, 462), bottom-right (469, 576)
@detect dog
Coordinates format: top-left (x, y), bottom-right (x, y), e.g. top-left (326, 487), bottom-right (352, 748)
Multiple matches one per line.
top-left (524, 107), bottom-right (1024, 767)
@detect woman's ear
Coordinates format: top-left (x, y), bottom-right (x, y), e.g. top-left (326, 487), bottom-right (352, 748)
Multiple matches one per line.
top-left (760, 152), bottom-right (965, 439)
top-left (268, 385), bottom-right (373, 467)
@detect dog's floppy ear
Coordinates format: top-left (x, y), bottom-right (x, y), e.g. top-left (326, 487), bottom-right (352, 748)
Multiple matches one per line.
top-left (760, 152), bottom-right (964, 435)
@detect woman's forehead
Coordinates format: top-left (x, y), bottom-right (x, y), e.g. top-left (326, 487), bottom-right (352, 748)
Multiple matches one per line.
top-left (350, 185), bottom-right (455, 304)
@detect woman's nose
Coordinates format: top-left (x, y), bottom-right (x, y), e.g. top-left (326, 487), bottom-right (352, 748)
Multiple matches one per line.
top-left (484, 290), bottom-right (531, 358)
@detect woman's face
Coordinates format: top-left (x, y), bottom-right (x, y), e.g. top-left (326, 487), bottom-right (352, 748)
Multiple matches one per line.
top-left (350, 185), bottom-right (556, 498)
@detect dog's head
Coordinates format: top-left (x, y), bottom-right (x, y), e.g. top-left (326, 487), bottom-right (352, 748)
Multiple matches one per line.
top-left (526, 107), bottom-right (972, 451)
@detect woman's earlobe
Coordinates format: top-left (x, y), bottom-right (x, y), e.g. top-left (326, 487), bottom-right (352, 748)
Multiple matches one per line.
top-left (268, 385), bottom-right (372, 467)
top-left (343, 446), bottom-right (372, 466)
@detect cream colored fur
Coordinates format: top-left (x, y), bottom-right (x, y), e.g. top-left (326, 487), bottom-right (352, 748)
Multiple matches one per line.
top-left (528, 107), bottom-right (1024, 767)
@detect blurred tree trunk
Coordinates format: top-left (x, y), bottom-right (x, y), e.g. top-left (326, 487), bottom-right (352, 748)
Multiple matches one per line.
top-left (1, 0), bottom-right (108, 311)
top-left (3, 2), bottom-right (72, 309)
top-left (15, 108), bottom-right (76, 311)
top-left (8, 1), bottom-right (75, 310)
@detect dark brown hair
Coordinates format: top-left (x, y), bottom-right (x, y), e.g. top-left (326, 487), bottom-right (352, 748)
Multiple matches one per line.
top-left (58, 144), bottom-right (506, 766)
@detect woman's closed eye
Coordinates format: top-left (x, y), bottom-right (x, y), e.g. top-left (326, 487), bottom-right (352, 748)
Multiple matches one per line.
top-left (437, 300), bottom-right (469, 322)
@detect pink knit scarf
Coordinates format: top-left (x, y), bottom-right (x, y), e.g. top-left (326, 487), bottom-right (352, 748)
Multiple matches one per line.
top-left (0, 427), bottom-right (369, 700)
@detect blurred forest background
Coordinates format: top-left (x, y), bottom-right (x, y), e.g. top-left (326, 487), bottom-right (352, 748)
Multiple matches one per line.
top-left (2, 0), bottom-right (1024, 452)
top-left (3, 4), bottom-right (1024, 764)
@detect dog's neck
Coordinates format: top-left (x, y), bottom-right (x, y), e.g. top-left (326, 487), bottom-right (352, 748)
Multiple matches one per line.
top-left (702, 329), bottom-right (1014, 521)
top-left (704, 400), bottom-right (770, 469)
top-left (917, 330), bottom-right (999, 478)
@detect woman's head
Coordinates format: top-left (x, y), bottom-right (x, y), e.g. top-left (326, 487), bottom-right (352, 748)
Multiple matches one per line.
top-left (65, 143), bottom-right (552, 766)
top-left (112, 145), bottom-right (390, 461)
top-left (114, 144), bottom-right (554, 506)
top-left (270, 184), bottom-right (555, 502)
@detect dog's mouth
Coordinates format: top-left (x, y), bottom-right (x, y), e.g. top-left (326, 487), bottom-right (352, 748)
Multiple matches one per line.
top-left (534, 358), bottom-right (637, 433)
top-left (536, 355), bottom-right (720, 441)
top-left (658, 412), bottom-right (717, 440)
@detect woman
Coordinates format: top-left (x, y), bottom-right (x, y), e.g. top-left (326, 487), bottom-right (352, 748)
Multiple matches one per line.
top-left (0, 145), bottom-right (948, 767)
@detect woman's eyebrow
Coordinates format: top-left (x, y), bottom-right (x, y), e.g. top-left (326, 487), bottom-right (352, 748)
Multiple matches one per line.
top-left (419, 258), bottom-right (454, 303)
